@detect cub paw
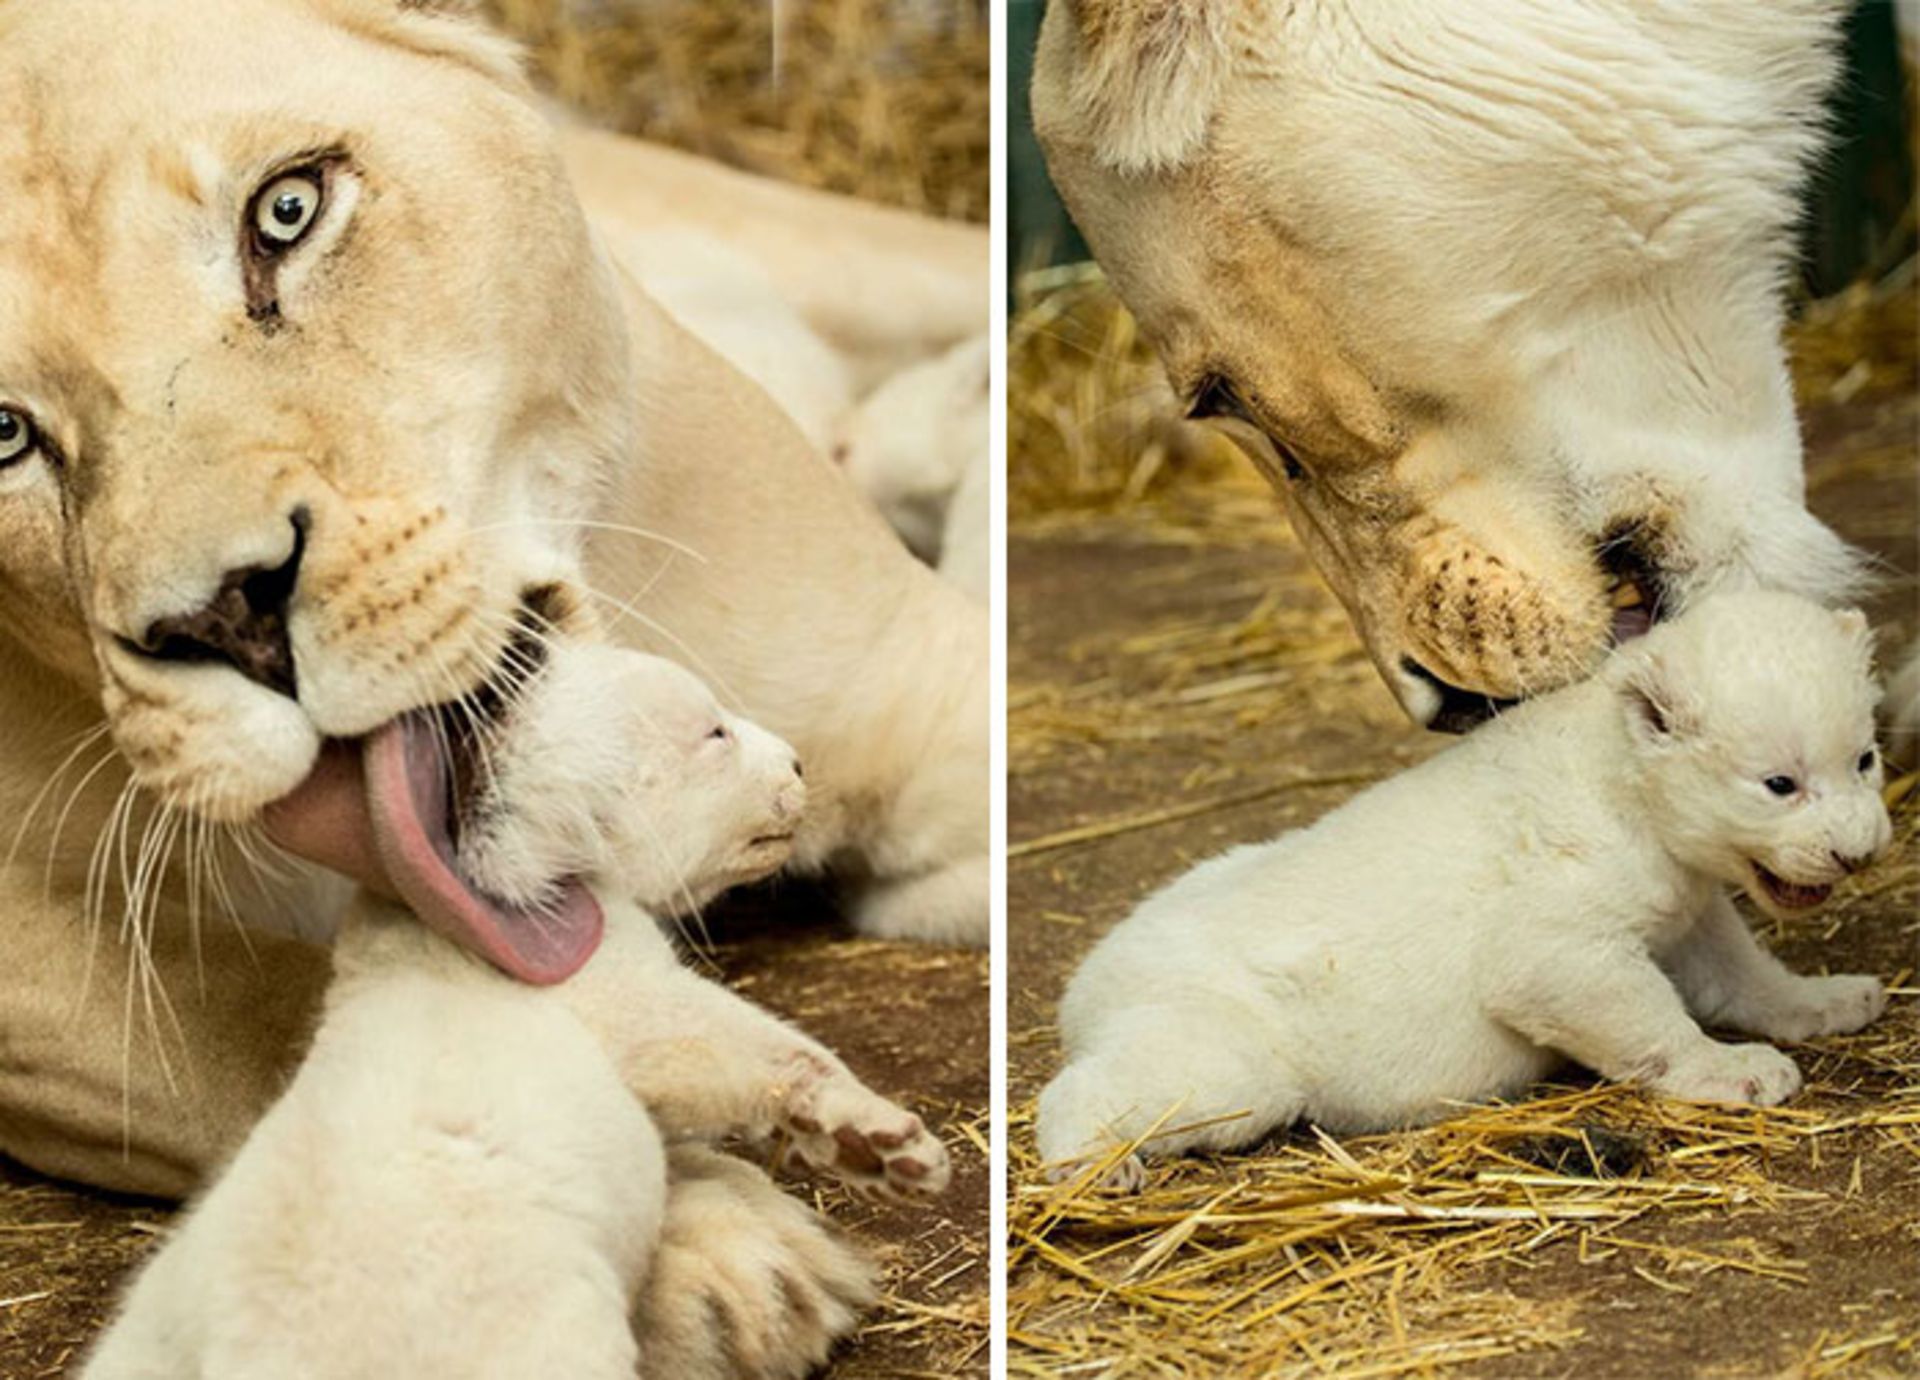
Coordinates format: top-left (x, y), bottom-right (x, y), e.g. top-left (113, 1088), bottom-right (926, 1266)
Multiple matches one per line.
top-left (1043, 1150), bottom-right (1148, 1194)
top-left (635, 1145), bottom-right (875, 1380)
top-left (1654, 1041), bottom-right (1803, 1107)
top-left (779, 1059), bottom-right (951, 1201)
top-left (1750, 974), bottom-right (1887, 1042)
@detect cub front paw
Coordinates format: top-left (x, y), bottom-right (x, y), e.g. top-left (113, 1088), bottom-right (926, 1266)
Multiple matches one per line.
top-left (782, 1072), bottom-right (951, 1202)
top-left (1654, 1041), bottom-right (1802, 1107)
top-left (1749, 973), bottom-right (1887, 1042)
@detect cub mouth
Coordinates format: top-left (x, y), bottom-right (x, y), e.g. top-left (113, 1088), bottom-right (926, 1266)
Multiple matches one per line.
top-left (262, 606), bottom-right (603, 985)
top-left (1750, 861), bottom-right (1834, 912)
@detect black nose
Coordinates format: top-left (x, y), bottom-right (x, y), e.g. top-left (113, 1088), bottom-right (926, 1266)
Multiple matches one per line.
top-left (1400, 658), bottom-right (1516, 735)
top-left (133, 508), bottom-right (308, 698)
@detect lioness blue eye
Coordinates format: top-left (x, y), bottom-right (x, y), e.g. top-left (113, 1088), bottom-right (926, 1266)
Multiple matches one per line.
top-left (1858, 748), bottom-right (1875, 773)
top-left (1764, 775), bottom-right (1797, 797)
top-left (0, 408), bottom-right (34, 465)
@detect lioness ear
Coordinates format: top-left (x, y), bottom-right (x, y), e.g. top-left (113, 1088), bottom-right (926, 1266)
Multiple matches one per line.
top-left (1060, 0), bottom-right (1239, 174)
top-left (1621, 653), bottom-right (1695, 746)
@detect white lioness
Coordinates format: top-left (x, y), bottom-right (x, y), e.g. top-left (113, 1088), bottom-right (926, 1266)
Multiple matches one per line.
top-left (90, 646), bottom-right (948, 1378)
top-left (0, 2), bottom-right (982, 1354)
top-left (1033, 0), bottom-right (1865, 728)
top-left (1038, 592), bottom-right (1892, 1186)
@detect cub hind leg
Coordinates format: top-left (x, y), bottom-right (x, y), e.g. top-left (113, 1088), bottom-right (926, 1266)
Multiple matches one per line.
top-left (1037, 1011), bottom-right (1305, 1190)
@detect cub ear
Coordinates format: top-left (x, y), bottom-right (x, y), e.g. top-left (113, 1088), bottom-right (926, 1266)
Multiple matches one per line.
top-left (1057, 0), bottom-right (1239, 175)
top-left (1833, 606), bottom-right (1878, 676)
top-left (1620, 651), bottom-right (1696, 746)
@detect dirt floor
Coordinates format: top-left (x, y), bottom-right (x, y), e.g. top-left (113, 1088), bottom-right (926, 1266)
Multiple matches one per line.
top-left (0, 882), bottom-right (989, 1377)
top-left (1008, 315), bottom-right (1919, 1373)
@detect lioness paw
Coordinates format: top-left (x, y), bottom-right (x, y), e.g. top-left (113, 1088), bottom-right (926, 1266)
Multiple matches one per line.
top-left (636, 1146), bottom-right (874, 1380)
top-left (1749, 974), bottom-right (1887, 1042)
top-left (781, 1072), bottom-right (951, 1202)
top-left (1654, 1041), bottom-right (1802, 1107)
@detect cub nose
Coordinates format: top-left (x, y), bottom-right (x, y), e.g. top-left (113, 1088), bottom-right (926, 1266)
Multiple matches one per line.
top-left (132, 508), bottom-right (308, 698)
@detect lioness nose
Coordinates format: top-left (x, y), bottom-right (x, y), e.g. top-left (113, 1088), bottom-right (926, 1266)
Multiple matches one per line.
top-left (134, 508), bottom-right (307, 698)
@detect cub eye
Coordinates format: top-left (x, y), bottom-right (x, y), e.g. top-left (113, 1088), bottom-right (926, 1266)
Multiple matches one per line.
top-left (0, 408), bottom-right (34, 467)
top-left (1857, 747), bottom-right (1876, 773)
top-left (707, 724), bottom-right (730, 742)
top-left (250, 171), bottom-right (325, 253)
top-left (1763, 775), bottom-right (1798, 797)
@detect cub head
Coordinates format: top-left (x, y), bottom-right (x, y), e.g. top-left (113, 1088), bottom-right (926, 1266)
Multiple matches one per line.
top-left (832, 334), bottom-right (991, 564)
top-left (0, 0), bottom-right (631, 820)
top-left (1611, 591), bottom-right (1891, 920)
top-left (593, 653), bottom-right (807, 913)
top-left (459, 645), bottom-right (807, 918)
top-left (1032, 0), bottom-right (1860, 730)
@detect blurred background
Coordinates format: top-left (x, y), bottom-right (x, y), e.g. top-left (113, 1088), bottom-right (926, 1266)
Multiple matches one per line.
top-left (488, 0), bottom-right (990, 221)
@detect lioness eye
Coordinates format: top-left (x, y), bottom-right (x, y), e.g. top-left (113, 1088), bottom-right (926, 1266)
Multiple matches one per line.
top-left (1188, 376), bottom-right (1307, 482)
top-left (1857, 748), bottom-right (1876, 773)
top-left (251, 171), bottom-right (325, 252)
top-left (0, 408), bottom-right (36, 467)
top-left (1763, 775), bottom-right (1798, 797)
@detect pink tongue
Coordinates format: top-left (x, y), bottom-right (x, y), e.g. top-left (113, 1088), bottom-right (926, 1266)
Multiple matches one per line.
top-left (262, 718), bottom-right (603, 985)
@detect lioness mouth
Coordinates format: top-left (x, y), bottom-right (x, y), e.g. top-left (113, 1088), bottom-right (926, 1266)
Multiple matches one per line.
top-left (1399, 659), bottom-right (1516, 735)
top-left (1598, 522), bottom-right (1670, 645)
top-left (1751, 861), bottom-right (1833, 912)
top-left (262, 609), bottom-right (603, 985)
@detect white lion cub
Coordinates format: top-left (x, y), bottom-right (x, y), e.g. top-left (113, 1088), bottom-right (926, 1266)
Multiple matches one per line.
top-left (1039, 592), bottom-right (1893, 1186)
top-left (89, 647), bottom-right (949, 1380)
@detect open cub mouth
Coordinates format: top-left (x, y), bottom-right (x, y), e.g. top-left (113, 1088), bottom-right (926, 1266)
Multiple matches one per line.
top-left (262, 596), bottom-right (603, 985)
top-left (1751, 861), bottom-right (1834, 912)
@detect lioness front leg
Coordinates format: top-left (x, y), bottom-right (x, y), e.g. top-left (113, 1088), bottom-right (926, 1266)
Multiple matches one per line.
top-left (0, 874), bottom-right (328, 1199)
top-left (1484, 937), bottom-right (1803, 1107)
top-left (561, 918), bottom-right (950, 1200)
top-left (1662, 893), bottom-right (1887, 1042)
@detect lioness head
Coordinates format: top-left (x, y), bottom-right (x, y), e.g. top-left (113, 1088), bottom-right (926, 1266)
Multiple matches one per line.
top-left (0, 0), bottom-right (629, 819)
top-left (1033, 0), bottom-right (1864, 729)
top-left (1609, 591), bottom-right (1891, 922)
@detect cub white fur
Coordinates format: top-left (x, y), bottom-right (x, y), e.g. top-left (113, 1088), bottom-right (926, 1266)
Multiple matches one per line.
top-left (456, 642), bottom-right (807, 915)
top-left (1885, 641), bottom-right (1920, 772)
top-left (90, 649), bottom-right (949, 1378)
top-left (1038, 592), bottom-right (1892, 1184)
top-left (833, 334), bottom-right (991, 601)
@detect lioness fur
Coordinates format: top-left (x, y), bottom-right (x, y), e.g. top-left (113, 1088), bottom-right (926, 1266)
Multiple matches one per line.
top-left (1033, 0), bottom-right (1865, 724)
